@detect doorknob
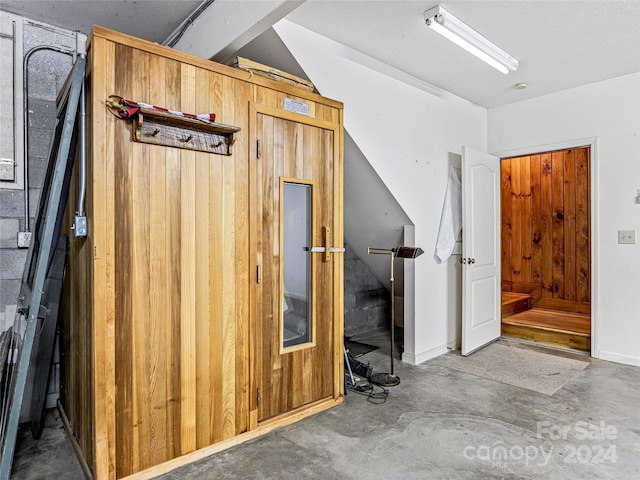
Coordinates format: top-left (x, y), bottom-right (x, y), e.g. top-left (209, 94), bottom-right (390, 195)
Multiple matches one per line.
top-left (468, 258), bottom-right (476, 264)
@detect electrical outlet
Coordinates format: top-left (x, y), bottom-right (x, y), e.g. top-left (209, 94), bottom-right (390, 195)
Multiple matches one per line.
top-left (618, 230), bottom-right (636, 244)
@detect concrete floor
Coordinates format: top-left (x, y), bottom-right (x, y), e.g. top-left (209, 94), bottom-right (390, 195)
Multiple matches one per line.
top-left (11, 332), bottom-right (640, 479)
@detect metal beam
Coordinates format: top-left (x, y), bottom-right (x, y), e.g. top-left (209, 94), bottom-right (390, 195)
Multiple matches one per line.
top-left (169, 0), bottom-right (305, 64)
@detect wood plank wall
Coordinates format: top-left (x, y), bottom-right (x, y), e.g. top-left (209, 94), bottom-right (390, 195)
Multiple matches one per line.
top-left (501, 148), bottom-right (590, 314)
top-left (108, 45), bottom-right (251, 477)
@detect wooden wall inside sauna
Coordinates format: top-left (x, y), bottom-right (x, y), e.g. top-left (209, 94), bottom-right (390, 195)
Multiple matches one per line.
top-left (60, 26), bottom-right (343, 480)
top-left (501, 148), bottom-right (590, 314)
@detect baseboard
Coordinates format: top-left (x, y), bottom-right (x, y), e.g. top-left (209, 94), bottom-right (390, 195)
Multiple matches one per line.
top-left (402, 340), bottom-right (458, 365)
top-left (121, 396), bottom-right (343, 480)
top-left (596, 350), bottom-right (640, 367)
top-left (57, 401), bottom-right (93, 480)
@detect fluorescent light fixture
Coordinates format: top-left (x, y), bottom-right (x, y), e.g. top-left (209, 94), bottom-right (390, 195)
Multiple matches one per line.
top-left (424, 5), bottom-right (518, 74)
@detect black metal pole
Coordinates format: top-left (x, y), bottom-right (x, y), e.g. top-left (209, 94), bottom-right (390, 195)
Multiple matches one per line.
top-left (390, 275), bottom-right (395, 375)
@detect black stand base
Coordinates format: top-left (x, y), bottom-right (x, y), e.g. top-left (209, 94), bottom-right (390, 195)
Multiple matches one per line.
top-left (369, 372), bottom-right (400, 387)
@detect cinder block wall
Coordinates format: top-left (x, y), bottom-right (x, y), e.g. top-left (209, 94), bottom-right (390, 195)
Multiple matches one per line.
top-left (343, 243), bottom-right (390, 337)
top-left (0, 16), bottom-right (75, 408)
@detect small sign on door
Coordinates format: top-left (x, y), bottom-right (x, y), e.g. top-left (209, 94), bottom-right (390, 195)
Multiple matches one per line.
top-left (284, 98), bottom-right (309, 116)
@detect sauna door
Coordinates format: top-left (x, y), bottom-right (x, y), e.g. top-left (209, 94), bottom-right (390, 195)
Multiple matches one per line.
top-left (251, 103), bottom-right (341, 422)
top-left (461, 146), bottom-right (501, 355)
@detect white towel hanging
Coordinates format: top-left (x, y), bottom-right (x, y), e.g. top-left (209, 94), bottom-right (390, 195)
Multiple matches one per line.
top-left (435, 166), bottom-right (462, 262)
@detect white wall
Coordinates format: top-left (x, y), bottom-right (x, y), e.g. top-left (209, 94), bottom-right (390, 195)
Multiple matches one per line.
top-left (489, 73), bottom-right (640, 367)
top-left (274, 20), bottom-right (487, 364)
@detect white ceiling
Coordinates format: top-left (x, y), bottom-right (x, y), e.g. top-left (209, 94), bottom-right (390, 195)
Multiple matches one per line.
top-left (2, 0), bottom-right (640, 108)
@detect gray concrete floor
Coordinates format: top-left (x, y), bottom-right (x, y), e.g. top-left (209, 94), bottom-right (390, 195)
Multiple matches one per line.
top-left (11, 332), bottom-right (640, 479)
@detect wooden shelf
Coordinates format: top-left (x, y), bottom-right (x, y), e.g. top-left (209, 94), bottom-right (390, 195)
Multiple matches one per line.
top-left (133, 108), bottom-right (241, 155)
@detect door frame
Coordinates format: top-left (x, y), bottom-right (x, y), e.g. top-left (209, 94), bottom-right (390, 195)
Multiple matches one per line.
top-left (491, 137), bottom-right (599, 357)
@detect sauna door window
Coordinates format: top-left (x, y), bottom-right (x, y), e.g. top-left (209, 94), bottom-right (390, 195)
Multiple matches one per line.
top-left (282, 180), bottom-right (313, 349)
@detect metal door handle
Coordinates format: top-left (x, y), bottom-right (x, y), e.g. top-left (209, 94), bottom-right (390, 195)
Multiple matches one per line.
top-left (305, 246), bottom-right (345, 253)
top-left (305, 226), bottom-right (345, 261)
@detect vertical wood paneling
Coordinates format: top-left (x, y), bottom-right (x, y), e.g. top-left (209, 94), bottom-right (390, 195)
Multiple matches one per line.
top-left (148, 138), bottom-right (168, 464)
top-left (194, 68), bottom-right (212, 450)
top-left (131, 48), bottom-right (153, 473)
top-left (232, 78), bottom-right (250, 436)
top-left (146, 53), bottom-right (167, 466)
top-left (179, 62), bottom-right (197, 456)
top-left (249, 108), bottom-right (264, 427)
top-left (551, 151), bottom-right (565, 298)
top-left (540, 154), bottom-right (553, 297)
top-left (208, 141), bottom-right (223, 442)
top-left (501, 148), bottom-right (590, 314)
top-left (195, 148), bottom-right (212, 449)
top-left (501, 160), bottom-right (512, 285)
top-left (166, 146), bottom-right (182, 458)
top-left (520, 158), bottom-right (532, 281)
top-left (530, 156), bottom-right (542, 285)
top-left (319, 127), bottom-right (335, 400)
top-left (575, 148), bottom-right (590, 303)
top-left (510, 159), bottom-right (522, 282)
top-left (564, 150), bottom-right (577, 300)
top-left (221, 149), bottom-right (237, 440)
top-left (113, 42), bottom-right (134, 478)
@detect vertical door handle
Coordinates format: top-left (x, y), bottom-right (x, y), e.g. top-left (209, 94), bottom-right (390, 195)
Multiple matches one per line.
top-left (322, 226), bottom-right (330, 262)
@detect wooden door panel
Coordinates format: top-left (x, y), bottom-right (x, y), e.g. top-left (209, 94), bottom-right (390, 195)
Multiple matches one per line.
top-left (254, 108), bottom-right (337, 422)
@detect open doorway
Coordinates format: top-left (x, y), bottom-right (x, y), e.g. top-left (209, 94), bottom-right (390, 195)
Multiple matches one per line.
top-left (500, 147), bottom-right (591, 352)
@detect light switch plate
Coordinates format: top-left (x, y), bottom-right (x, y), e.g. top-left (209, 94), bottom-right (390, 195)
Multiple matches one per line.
top-left (618, 230), bottom-right (636, 244)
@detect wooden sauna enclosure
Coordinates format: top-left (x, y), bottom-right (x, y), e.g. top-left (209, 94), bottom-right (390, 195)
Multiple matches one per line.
top-left (61, 27), bottom-right (344, 479)
top-left (500, 148), bottom-right (591, 350)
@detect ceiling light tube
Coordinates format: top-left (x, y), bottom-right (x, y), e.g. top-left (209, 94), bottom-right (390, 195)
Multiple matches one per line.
top-left (424, 5), bottom-right (518, 74)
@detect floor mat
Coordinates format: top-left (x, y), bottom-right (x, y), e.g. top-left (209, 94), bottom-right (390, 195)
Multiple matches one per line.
top-left (344, 338), bottom-right (379, 357)
top-left (434, 342), bottom-right (589, 395)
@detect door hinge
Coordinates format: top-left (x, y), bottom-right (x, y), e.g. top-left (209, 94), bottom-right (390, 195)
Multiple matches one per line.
top-left (257, 387), bottom-right (261, 406)
top-left (257, 265), bottom-right (262, 284)
top-left (256, 139), bottom-right (260, 159)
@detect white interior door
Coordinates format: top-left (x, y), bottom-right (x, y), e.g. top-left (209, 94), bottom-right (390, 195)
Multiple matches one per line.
top-left (461, 146), bottom-right (501, 356)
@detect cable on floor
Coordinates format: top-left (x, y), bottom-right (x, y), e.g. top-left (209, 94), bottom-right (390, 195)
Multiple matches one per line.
top-left (345, 378), bottom-right (389, 404)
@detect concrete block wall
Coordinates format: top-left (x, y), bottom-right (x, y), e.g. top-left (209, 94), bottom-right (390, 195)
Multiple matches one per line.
top-left (0, 16), bottom-right (76, 409)
top-left (344, 243), bottom-right (390, 337)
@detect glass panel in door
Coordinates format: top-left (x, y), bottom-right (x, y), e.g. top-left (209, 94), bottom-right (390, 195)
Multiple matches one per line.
top-left (282, 181), bottom-right (312, 349)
